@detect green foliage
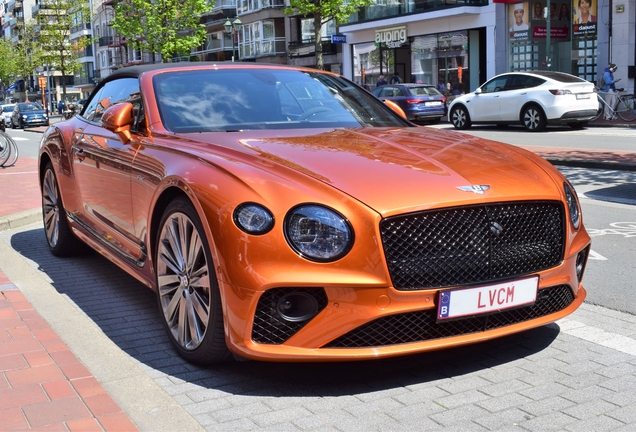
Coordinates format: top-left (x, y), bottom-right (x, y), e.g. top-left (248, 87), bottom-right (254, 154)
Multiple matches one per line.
top-left (284, 0), bottom-right (372, 69)
top-left (0, 38), bottom-right (18, 85)
top-left (13, 21), bottom-right (42, 87)
top-left (110, 0), bottom-right (212, 62)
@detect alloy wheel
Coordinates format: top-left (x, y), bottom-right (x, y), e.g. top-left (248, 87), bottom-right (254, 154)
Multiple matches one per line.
top-left (42, 169), bottom-right (60, 248)
top-left (157, 212), bottom-right (211, 351)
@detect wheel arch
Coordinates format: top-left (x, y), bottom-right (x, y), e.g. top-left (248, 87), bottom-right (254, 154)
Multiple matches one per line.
top-left (519, 101), bottom-right (547, 123)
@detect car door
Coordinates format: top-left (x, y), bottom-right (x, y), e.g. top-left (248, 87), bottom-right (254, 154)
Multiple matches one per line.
top-left (70, 77), bottom-right (145, 264)
top-left (467, 76), bottom-right (511, 122)
top-left (498, 75), bottom-right (544, 121)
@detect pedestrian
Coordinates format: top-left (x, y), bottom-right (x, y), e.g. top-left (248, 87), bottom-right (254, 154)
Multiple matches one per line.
top-left (390, 72), bottom-right (402, 84)
top-left (376, 75), bottom-right (388, 87)
top-left (57, 100), bottom-right (64, 115)
top-left (602, 63), bottom-right (621, 120)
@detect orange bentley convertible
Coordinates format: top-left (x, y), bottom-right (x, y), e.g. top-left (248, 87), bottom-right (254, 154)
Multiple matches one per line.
top-left (38, 63), bottom-right (590, 365)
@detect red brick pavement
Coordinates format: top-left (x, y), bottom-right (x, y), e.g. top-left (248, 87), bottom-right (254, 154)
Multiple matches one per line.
top-left (0, 272), bottom-right (139, 431)
top-left (0, 157), bottom-right (41, 217)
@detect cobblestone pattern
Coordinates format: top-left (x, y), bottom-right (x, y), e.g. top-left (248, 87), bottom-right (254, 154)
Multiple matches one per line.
top-left (2, 225), bottom-right (636, 431)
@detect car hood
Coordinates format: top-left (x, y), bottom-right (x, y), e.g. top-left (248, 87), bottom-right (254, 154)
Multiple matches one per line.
top-left (23, 110), bottom-right (46, 116)
top-left (190, 127), bottom-right (560, 216)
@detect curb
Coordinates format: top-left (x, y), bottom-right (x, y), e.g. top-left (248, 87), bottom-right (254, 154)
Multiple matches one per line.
top-left (0, 208), bottom-right (41, 232)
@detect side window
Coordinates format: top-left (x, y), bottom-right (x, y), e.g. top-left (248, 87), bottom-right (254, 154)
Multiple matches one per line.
top-left (481, 77), bottom-right (509, 93)
top-left (82, 78), bottom-right (141, 125)
top-left (378, 88), bottom-right (391, 97)
top-left (394, 88), bottom-right (406, 97)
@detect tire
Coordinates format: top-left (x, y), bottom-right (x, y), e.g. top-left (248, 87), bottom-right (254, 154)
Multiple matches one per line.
top-left (155, 197), bottom-right (230, 365)
top-left (0, 132), bottom-right (18, 167)
top-left (591, 96), bottom-right (603, 121)
top-left (522, 105), bottom-right (547, 131)
top-left (568, 122), bottom-right (587, 130)
top-left (41, 162), bottom-right (82, 256)
top-left (617, 96), bottom-right (636, 122)
top-left (450, 105), bottom-right (471, 130)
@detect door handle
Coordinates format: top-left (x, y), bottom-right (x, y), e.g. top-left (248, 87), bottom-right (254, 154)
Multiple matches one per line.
top-left (75, 149), bottom-right (85, 162)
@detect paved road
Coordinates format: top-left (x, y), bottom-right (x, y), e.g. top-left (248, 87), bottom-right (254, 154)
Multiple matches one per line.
top-left (2, 120), bottom-right (636, 431)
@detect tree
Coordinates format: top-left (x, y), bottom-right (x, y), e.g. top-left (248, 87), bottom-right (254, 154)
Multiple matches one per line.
top-left (36, 0), bottom-right (92, 103)
top-left (0, 38), bottom-right (18, 89)
top-left (13, 20), bottom-right (42, 97)
top-left (285, 0), bottom-right (373, 70)
top-left (110, 0), bottom-right (211, 63)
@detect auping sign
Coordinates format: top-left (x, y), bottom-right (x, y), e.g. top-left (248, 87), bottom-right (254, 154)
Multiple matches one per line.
top-left (375, 26), bottom-right (407, 48)
top-left (331, 34), bottom-right (346, 44)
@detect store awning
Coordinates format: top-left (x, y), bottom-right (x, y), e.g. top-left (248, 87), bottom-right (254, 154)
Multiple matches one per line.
top-left (5, 80), bottom-right (23, 92)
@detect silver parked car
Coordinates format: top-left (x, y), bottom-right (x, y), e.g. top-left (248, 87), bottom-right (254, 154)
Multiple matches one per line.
top-left (1, 103), bottom-right (16, 128)
top-left (448, 71), bottom-right (597, 131)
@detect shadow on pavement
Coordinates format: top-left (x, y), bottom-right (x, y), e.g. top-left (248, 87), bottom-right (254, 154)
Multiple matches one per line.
top-left (8, 226), bottom-right (559, 396)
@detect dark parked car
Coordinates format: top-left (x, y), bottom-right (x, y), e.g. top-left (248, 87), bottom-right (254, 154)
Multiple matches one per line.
top-left (372, 84), bottom-right (447, 124)
top-left (11, 102), bottom-right (49, 129)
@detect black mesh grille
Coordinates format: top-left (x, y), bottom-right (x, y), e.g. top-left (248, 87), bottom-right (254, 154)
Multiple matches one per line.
top-left (324, 285), bottom-right (574, 348)
top-left (380, 202), bottom-right (565, 290)
top-left (252, 288), bottom-right (328, 344)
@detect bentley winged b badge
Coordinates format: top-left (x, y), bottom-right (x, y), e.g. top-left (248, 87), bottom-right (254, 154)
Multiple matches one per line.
top-left (457, 185), bottom-right (491, 194)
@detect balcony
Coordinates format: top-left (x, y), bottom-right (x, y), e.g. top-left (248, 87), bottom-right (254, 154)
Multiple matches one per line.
top-left (76, 46), bottom-right (94, 58)
top-left (240, 37), bottom-right (287, 60)
top-left (347, 0), bottom-right (488, 24)
top-left (288, 39), bottom-right (339, 58)
top-left (209, 0), bottom-right (236, 11)
top-left (99, 36), bottom-right (114, 47)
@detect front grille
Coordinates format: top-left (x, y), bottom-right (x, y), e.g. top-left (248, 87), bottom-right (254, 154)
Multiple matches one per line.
top-left (324, 284), bottom-right (574, 348)
top-left (380, 201), bottom-right (565, 290)
top-left (252, 288), bottom-right (328, 344)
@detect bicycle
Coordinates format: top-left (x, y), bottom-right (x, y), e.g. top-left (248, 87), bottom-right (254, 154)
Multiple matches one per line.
top-left (0, 131), bottom-right (19, 168)
top-left (592, 88), bottom-right (636, 122)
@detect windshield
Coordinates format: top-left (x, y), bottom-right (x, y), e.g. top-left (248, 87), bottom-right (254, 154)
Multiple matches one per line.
top-left (2, 105), bottom-right (14, 113)
top-left (408, 86), bottom-right (442, 96)
top-left (18, 103), bottom-right (43, 111)
top-left (153, 69), bottom-right (410, 132)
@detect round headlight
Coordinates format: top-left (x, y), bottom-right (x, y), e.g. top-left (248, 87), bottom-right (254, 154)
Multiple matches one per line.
top-left (233, 203), bottom-right (274, 235)
top-left (564, 181), bottom-right (580, 230)
top-left (284, 204), bottom-right (353, 262)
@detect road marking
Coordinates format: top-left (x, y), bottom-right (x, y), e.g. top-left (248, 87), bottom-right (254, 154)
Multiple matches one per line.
top-left (558, 319), bottom-right (636, 356)
top-left (588, 222), bottom-right (636, 238)
top-left (588, 250), bottom-right (607, 260)
top-left (10, 137), bottom-right (29, 141)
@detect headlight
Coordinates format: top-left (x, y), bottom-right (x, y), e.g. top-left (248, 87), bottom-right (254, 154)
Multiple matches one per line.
top-left (564, 181), bottom-right (580, 229)
top-left (22, 115), bottom-right (27, 119)
top-left (43, 114), bottom-right (48, 118)
top-left (233, 203), bottom-right (274, 235)
top-left (284, 204), bottom-right (353, 262)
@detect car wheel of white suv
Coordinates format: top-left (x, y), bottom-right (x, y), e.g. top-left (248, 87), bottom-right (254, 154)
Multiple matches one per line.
top-left (522, 105), bottom-right (547, 132)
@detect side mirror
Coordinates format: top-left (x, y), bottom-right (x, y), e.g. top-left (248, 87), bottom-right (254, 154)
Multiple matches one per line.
top-left (102, 102), bottom-right (134, 144)
top-left (474, 88), bottom-right (482, 95)
top-left (383, 99), bottom-right (407, 120)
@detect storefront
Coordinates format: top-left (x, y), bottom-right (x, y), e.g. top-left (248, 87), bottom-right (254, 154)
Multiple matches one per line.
top-left (503, 0), bottom-right (599, 82)
top-left (350, 22), bottom-right (488, 97)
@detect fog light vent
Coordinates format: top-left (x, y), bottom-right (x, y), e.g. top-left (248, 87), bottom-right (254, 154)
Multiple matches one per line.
top-left (252, 288), bottom-right (328, 344)
top-left (576, 246), bottom-right (589, 283)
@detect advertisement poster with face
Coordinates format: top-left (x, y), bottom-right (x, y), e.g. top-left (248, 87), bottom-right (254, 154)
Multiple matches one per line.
top-left (530, 1), bottom-right (571, 41)
top-left (573, 0), bottom-right (597, 35)
top-left (509, 3), bottom-right (530, 40)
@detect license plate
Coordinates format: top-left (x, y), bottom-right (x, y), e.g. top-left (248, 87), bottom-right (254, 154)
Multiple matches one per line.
top-left (576, 93), bottom-right (591, 99)
top-left (437, 276), bottom-right (538, 320)
top-left (425, 101), bottom-right (442, 106)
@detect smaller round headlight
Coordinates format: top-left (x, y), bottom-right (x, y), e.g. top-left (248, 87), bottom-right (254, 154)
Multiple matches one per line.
top-left (284, 204), bottom-right (353, 262)
top-left (233, 203), bottom-right (274, 235)
top-left (564, 181), bottom-right (580, 230)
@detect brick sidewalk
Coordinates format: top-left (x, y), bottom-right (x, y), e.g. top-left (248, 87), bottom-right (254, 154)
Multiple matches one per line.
top-left (0, 270), bottom-right (139, 431)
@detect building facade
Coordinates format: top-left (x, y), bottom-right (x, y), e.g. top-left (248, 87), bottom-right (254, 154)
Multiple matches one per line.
top-left (339, 0), bottom-right (634, 95)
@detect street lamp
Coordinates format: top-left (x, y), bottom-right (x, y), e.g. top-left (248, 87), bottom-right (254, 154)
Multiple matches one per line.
top-left (223, 17), bottom-right (242, 62)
